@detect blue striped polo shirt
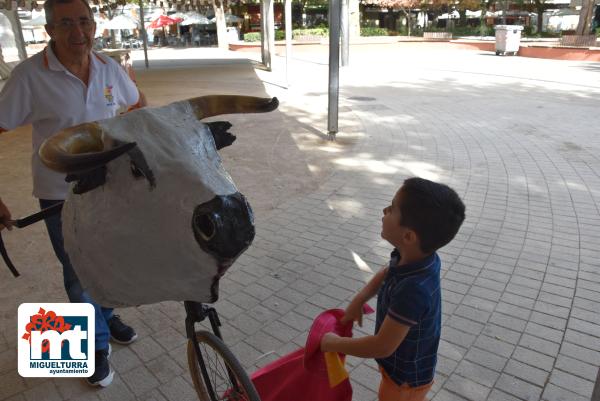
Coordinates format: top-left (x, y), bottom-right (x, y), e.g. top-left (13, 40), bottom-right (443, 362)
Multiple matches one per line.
top-left (375, 249), bottom-right (441, 387)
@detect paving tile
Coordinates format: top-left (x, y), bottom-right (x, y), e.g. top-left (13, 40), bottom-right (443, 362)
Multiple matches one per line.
top-left (444, 374), bottom-right (491, 401)
top-left (22, 381), bottom-right (61, 401)
top-left (157, 376), bottom-right (198, 401)
top-left (146, 353), bottom-right (184, 384)
top-left (454, 360), bottom-right (500, 387)
top-left (111, 346), bottom-right (145, 375)
top-left (541, 383), bottom-right (591, 401)
top-left (487, 389), bottom-right (522, 401)
top-left (549, 369), bottom-right (594, 398)
top-left (464, 347), bottom-right (507, 372)
top-left (430, 389), bottom-right (470, 401)
top-left (120, 365), bottom-right (161, 397)
top-left (473, 335), bottom-right (515, 358)
top-left (503, 359), bottom-right (549, 387)
top-left (559, 342), bottom-right (600, 366)
top-left (489, 312), bottom-right (527, 332)
top-left (554, 354), bottom-right (598, 382)
top-left (495, 373), bottom-right (543, 401)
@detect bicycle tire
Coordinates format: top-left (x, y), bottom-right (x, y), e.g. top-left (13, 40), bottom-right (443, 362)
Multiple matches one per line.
top-left (187, 330), bottom-right (261, 401)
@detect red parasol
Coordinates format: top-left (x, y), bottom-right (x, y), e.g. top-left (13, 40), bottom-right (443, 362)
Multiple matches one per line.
top-left (147, 15), bottom-right (183, 29)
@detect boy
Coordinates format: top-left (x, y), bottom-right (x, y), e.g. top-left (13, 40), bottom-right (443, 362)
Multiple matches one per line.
top-left (321, 177), bottom-right (466, 401)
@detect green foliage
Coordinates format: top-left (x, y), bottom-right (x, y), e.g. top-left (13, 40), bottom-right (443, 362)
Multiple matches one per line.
top-left (523, 25), bottom-right (535, 36)
top-left (360, 27), bottom-right (389, 36)
top-left (451, 25), bottom-right (494, 36)
top-left (243, 28), bottom-right (329, 42)
top-left (292, 28), bottom-right (329, 37)
top-left (596, 27), bottom-right (600, 37)
top-left (243, 32), bottom-right (261, 42)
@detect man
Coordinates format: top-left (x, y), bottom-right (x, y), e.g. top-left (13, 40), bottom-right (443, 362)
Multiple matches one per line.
top-left (0, 0), bottom-right (146, 387)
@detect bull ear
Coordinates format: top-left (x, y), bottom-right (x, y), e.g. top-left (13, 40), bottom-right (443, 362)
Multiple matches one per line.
top-left (187, 96), bottom-right (278, 120)
top-left (39, 122), bottom-right (136, 173)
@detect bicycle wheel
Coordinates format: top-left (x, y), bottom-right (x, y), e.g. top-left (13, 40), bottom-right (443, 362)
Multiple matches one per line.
top-left (187, 330), bottom-right (261, 401)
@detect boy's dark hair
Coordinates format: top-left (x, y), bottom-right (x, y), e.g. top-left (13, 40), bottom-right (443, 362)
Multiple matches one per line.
top-left (44, 0), bottom-right (93, 25)
top-left (399, 177), bottom-right (465, 254)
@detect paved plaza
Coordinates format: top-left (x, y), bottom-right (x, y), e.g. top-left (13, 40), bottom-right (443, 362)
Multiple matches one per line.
top-left (0, 43), bottom-right (599, 401)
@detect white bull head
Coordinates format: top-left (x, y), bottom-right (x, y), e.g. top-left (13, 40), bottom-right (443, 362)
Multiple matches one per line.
top-left (39, 95), bottom-right (279, 307)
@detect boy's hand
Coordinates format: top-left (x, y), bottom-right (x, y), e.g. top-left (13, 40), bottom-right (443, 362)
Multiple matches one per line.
top-left (320, 332), bottom-right (340, 352)
top-left (341, 298), bottom-right (364, 327)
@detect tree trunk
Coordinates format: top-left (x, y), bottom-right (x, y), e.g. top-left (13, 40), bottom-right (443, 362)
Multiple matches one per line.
top-left (576, 0), bottom-right (594, 35)
top-left (212, 0), bottom-right (228, 49)
top-left (534, 0), bottom-right (544, 34)
top-left (387, 7), bottom-right (396, 31)
top-left (480, 4), bottom-right (486, 36)
top-left (400, 7), bottom-right (411, 36)
top-left (349, 0), bottom-right (360, 38)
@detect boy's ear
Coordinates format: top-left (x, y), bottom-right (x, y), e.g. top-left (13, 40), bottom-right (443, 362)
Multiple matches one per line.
top-left (403, 229), bottom-right (419, 245)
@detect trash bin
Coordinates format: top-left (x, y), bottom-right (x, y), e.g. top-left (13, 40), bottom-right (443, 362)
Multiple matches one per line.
top-left (226, 27), bottom-right (240, 42)
top-left (494, 25), bottom-right (523, 56)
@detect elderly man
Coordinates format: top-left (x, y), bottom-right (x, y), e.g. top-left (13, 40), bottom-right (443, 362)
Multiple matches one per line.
top-left (0, 0), bottom-right (146, 387)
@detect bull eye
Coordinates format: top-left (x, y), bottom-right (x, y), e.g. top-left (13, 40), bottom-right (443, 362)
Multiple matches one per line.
top-left (130, 162), bottom-right (144, 179)
top-left (195, 214), bottom-right (215, 241)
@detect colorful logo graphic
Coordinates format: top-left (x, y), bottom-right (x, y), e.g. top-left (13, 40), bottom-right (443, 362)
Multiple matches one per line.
top-left (18, 303), bottom-right (95, 377)
top-left (104, 85), bottom-right (115, 106)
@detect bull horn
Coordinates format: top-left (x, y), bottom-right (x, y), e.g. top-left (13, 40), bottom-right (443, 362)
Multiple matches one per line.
top-left (39, 122), bottom-right (136, 173)
top-left (187, 96), bottom-right (279, 120)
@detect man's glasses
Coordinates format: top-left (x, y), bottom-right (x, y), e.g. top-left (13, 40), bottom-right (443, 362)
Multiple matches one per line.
top-left (54, 18), bottom-right (94, 30)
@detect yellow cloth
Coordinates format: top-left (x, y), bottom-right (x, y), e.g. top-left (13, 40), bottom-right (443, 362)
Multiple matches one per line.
top-left (324, 352), bottom-right (349, 388)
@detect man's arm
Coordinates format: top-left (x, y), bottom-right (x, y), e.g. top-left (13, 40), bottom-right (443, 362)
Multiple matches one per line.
top-left (321, 315), bottom-right (410, 358)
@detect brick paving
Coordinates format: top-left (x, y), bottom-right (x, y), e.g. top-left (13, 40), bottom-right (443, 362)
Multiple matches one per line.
top-left (1, 44), bottom-right (599, 400)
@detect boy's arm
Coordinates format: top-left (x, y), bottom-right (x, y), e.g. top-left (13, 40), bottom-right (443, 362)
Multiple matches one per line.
top-left (342, 266), bottom-right (388, 326)
top-left (321, 315), bottom-right (410, 358)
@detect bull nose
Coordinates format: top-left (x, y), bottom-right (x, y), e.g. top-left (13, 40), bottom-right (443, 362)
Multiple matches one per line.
top-left (192, 193), bottom-right (255, 261)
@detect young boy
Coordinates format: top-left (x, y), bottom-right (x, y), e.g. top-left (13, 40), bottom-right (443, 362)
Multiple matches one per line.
top-left (321, 177), bottom-right (466, 401)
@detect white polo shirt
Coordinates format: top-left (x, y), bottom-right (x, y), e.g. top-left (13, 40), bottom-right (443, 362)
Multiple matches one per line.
top-left (0, 45), bottom-right (139, 200)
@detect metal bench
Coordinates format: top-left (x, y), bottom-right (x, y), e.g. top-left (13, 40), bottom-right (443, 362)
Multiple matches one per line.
top-left (559, 35), bottom-right (597, 47)
top-left (423, 32), bottom-right (453, 41)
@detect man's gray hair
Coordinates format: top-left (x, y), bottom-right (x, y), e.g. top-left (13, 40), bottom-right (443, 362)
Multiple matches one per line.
top-left (44, 0), bottom-right (93, 25)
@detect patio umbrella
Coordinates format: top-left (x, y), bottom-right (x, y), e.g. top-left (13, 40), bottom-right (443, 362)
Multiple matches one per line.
top-left (180, 12), bottom-right (210, 26)
top-left (103, 14), bottom-right (139, 30)
top-left (147, 15), bottom-right (183, 29)
top-left (21, 13), bottom-right (46, 28)
top-left (209, 13), bottom-right (242, 24)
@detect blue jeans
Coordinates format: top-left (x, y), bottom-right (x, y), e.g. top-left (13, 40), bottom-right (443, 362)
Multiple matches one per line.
top-left (40, 199), bottom-right (112, 351)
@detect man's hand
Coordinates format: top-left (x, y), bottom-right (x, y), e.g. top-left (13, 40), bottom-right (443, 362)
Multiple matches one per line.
top-left (0, 198), bottom-right (13, 231)
top-left (320, 332), bottom-right (340, 352)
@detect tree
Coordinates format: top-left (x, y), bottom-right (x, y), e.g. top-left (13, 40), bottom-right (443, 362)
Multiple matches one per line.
top-left (576, 0), bottom-right (594, 35)
top-left (367, 0), bottom-right (421, 34)
top-left (211, 0), bottom-right (227, 49)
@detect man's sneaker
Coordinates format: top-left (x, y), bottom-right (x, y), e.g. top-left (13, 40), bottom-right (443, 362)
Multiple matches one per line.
top-left (108, 315), bottom-right (138, 344)
top-left (86, 348), bottom-right (114, 387)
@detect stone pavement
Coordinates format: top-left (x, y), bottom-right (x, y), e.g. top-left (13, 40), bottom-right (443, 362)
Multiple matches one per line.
top-left (1, 43), bottom-right (599, 401)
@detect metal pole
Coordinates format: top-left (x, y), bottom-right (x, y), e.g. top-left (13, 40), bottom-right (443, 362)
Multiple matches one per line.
top-left (328, 0), bottom-right (341, 136)
top-left (260, 0), bottom-right (272, 70)
top-left (285, 0), bottom-right (292, 86)
top-left (266, 0), bottom-right (275, 71)
top-left (138, 0), bottom-right (149, 68)
top-left (341, 0), bottom-right (349, 66)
